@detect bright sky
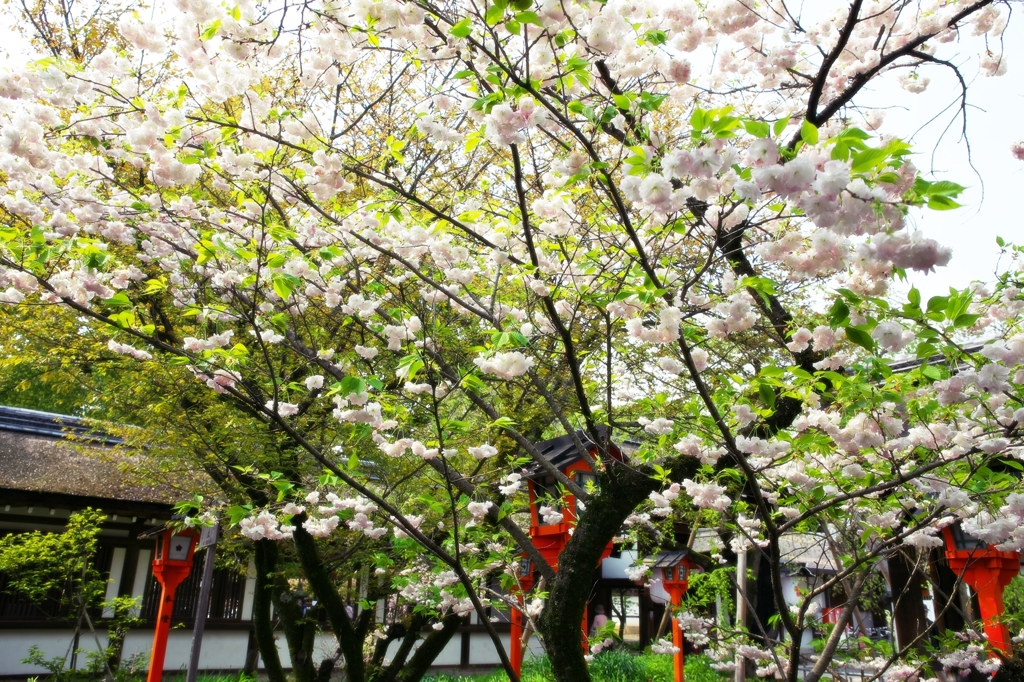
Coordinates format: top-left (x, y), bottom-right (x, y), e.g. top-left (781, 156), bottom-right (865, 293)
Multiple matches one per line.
top-left (863, 19), bottom-right (1024, 301)
top-left (0, 4), bottom-right (1020, 303)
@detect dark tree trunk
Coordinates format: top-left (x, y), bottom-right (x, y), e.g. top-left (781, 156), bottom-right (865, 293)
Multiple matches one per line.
top-left (273, 578), bottom-right (316, 682)
top-left (388, 614), bottom-right (462, 682)
top-left (753, 551), bottom-right (778, 644)
top-left (889, 548), bottom-right (929, 655)
top-left (539, 457), bottom-right (697, 681)
top-left (243, 631), bottom-right (260, 677)
top-left (291, 518), bottom-right (366, 682)
top-left (253, 540), bottom-right (287, 682)
top-left (927, 550), bottom-right (965, 635)
top-left (316, 654), bottom-right (338, 682)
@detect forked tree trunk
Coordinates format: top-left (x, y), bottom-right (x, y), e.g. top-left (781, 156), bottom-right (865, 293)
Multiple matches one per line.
top-left (252, 540), bottom-right (287, 682)
top-left (539, 458), bottom-right (696, 681)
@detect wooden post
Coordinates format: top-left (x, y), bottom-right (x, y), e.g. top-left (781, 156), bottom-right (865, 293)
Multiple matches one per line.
top-left (147, 575), bottom-right (184, 682)
top-left (510, 601), bottom-right (524, 677)
top-left (144, 529), bottom-right (197, 682)
top-left (185, 523), bottom-right (219, 682)
top-left (672, 605), bottom-right (685, 682)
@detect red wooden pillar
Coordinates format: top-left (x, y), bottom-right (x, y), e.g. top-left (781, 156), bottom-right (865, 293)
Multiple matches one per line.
top-left (510, 603), bottom-right (524, 676)
top-left (672, 605), bottom-right (685, 682)
top-left (664, 584), bottom-right (688, 682)
top-left (942, 524), bottom-right (1020, 655)
top-left (961, 557), bottom-right (1018, 654)
top-left (510, 558), bottom-right (534, 678)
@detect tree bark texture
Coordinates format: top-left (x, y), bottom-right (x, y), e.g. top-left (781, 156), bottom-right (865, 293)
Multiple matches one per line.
top-left (539, 457), bottom-right (696, 681)
top-left (253, 540), bottom-right (287, 682)
top-left (291, 519), bottom-right (368, 682)
top-left (888, 549), bottom-right (929, 656)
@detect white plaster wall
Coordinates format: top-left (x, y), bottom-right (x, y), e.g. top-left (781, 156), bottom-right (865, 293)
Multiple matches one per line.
top-left (310, 633), bottom-right (337, 665)
top-left (468, 632), bottom-right (503, 665)
top-left (103, 547), bottom-right (128, 617)
top-left (601, 550), bottom-right (639, 580)
top-left (649, 577), bottom-right (670, 605)
top-left (778, 573), bottom-right (823, 650)
top-left (240, 560), bottom-right (256, 620)
top-left (130, 549), bottom-right (152, 616)
top-left (430, 637), bottom-right (462, 666)
top-left (0, 630), bottom-right (109, 676)
top-left (122, 630), bottom-right (250, 672)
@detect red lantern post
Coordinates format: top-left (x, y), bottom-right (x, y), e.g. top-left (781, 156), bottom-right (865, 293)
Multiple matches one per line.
top-left (654, 551), bottom-right (698, 682)
top-left (144, 527), bottom-right (199, 682)
top-left (518, 430), bottom-right (625, 668)
top-left (509, 557), bottom-right (535, 678)
top-left (941, 522), bottom-right (1020, 655)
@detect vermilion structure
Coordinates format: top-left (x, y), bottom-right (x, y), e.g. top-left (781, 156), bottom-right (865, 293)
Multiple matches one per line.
top-left (142, 526), bottom-right (199, 682)
top-left (941, 523), bottom-right (1020, 655)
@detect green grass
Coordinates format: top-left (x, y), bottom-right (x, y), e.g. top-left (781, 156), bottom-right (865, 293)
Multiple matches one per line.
top-left (425, 653), bottom-right (728, 682)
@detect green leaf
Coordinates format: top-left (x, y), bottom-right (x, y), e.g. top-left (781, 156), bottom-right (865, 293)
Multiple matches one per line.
top-left (449, 18), bottom-right (473, 38)
top-left (271, 273), bottom-right (299, 300)
top-left (612, 93), bottom-right (631, 110)
top-left (927, 195), bottom-right (960, 211)
top-left (690, 107), bottom-right (707, 132)
top-left (739, 275), bottom-right (777, 307)
top-left (800, 120), bottom-right (819, 145)
top-left (504, 19), bottom-right (521, 34)
top-left (743, 120), bottom-right (769, 138)
top-left (638, 93), bottom-right (667, 112)
top-left (339, 376), bottom-right (368, 396)
top-left (201, 19), bottom-right (221, 41)
top-left (907, 287), bottom-right (921, 308)
top-left (485, 0), bottom-right (507, 25)
top-left (850, 148), bottom-right (890, 174)
top-left (102, 292), bottom-right (132, 308)
top-left (836, 288), bottom-right (862, 303)
top-left (644, 29), bottom-right (667, 45)
top-left (953, 313), bottom-right (981, 328)
top-left (835, 127), bottom-right (871, 141)
top-left (927, 180), bottom-right (966, 197)
top-left (226, 505), bottom-right (253, 526)
top-left (844, 326), bottom-right (876, 352)
top-left (926, 295), bottom-right (948, 314)
top-left (514, 10), bottom-right (541, 25)
top-left (462, 374), bottom-right (486, 394)
top-left (773, 118), bottom-right (789, 137)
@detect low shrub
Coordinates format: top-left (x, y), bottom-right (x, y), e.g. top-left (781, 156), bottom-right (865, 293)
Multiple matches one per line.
top-left (425, 653), bottom-right (729, 682)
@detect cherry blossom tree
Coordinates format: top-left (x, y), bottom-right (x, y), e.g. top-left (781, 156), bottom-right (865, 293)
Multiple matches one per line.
top-left (1, 0), bottom-right (1023, 680)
